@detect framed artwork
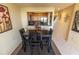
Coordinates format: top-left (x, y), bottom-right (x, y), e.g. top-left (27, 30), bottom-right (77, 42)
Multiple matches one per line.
top-left (72, 10), bottom-right (79, 32)
top-left (0, 4), bottom-right (12, 33)
top-left (64, 14), bottom-right (70, 22)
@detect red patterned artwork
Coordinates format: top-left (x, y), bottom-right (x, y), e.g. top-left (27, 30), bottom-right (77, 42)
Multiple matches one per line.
top-left (0, 4), bottom-right (12, 33)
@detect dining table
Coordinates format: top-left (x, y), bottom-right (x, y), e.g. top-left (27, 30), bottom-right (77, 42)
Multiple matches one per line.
top-left (23, 28), bottom-right (52, 54)
top-left (23, 28), bottom-right (50, 40)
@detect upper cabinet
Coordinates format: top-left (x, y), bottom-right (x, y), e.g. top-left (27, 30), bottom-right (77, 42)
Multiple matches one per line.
top-left (27, 12), bottom-right (52, 26)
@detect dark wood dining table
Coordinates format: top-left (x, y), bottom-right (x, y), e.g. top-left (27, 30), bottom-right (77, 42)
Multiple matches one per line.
top-left (23, 29), bottom-right (50, 44)
top-left (23, 29), bottom-right (50, 39)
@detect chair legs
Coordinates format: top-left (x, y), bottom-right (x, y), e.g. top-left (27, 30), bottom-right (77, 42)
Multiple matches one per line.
top-left (29, 42), bottom-right (42, 55)
top-left (37, 47), bottom-right (40, 55)
top-left (47, 40), bottom-right (51, 53)
top-left (30, 46), bottom-right (33, 55)
top-left (48, 45), bottom-right (51, 53)
top-left (40, 42), bottom-right (43, 50)
top-left (22, 41), bottom-right (26, 52)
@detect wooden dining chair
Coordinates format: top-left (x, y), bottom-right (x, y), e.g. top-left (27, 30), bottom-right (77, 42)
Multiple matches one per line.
top-left (41, 28), bottom-right (53, 53)
top-left (29, 31), bottom-right (42, 54)
top-left (19, 28), bottom-right (27, 52)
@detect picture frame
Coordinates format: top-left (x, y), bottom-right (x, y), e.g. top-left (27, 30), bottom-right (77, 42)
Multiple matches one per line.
top-left (72, 10), bottom-right (79, 32)
top-left (0, 4), bottom-right (12, 33)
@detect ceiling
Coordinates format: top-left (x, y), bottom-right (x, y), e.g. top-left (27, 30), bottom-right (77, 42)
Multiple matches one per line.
top-left (16, 3), bottom-right (74, 10)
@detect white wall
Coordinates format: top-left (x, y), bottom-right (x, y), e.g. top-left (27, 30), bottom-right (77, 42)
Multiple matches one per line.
top-left (0, 4), bottom-right (22, 54)
top-left (52, 4), bottom-right (77, 54)
top-left (67, 4), bottom-right (79, 54)
top-left (52, 4), bottom-right (79, 55)
top-left (20, 6), bottom-right (55, 30)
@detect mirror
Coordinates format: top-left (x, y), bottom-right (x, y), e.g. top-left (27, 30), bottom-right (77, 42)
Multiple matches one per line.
top-left (72, 11), bottom-right (79, 32)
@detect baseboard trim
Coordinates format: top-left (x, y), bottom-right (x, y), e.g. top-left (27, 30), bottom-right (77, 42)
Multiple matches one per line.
top-left (51, 40), bottom-right (61, 55)
top-left (11, 42), bottom-right (22, 55)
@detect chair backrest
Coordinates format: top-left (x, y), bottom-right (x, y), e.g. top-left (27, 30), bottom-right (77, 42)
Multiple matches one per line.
top-left (48, 28), bottom-right (53, 35)
top-left (36, 32), bottom-right (42, 40)
top-left (19, 28), bottom-right (25, 41)
top-left (29, 31), bottom-right (41, 42)
top-left (19, 28), bottom-right (25, 34)
top-left (30, 32), bottom-right (36, 42)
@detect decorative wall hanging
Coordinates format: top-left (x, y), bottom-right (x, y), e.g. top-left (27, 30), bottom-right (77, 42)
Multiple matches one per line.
top-left (0, 4), bottom-right (12, 33)
top-left (64, 14), bottom-right (70, 22)
top-left (72, 10), bottom-right (79, 32)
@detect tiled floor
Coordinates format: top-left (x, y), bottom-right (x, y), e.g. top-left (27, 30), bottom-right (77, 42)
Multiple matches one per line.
top-left (17, 43), bottom-right (55, 55)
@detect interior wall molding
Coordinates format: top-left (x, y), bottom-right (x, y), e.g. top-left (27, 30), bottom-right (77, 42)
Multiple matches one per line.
top-left (51, 40), bottom-right (61, 55)
top-left (11, 42), bottom-right (22, 55)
